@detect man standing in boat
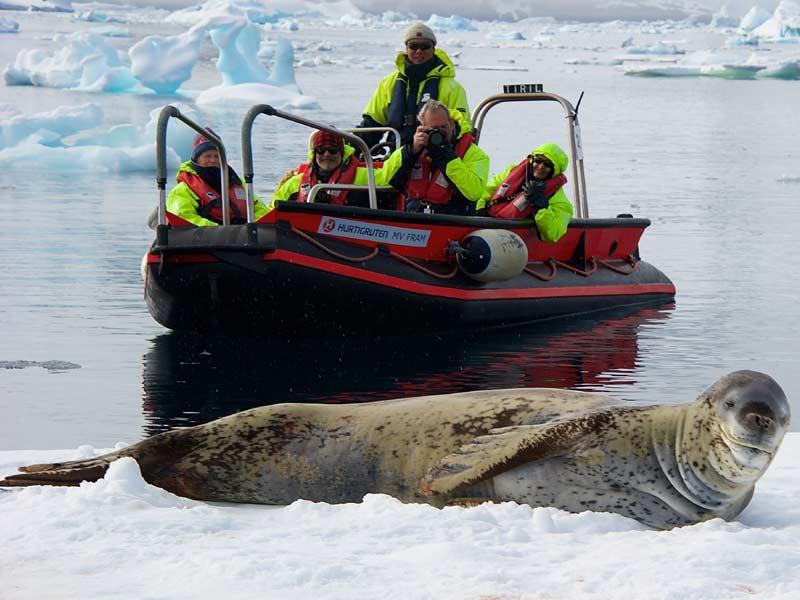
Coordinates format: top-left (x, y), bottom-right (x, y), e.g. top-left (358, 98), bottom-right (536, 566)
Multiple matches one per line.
top-left (355, 22), bottom-right (469, 151)
top-left (167, 130), bottom-right (270, 226)
top-left (477, 142), bottom-right (573, 242)
top-left (272, 130), bottom-right (392, 207)
top-left (382, 100), bottom-right (488, 215)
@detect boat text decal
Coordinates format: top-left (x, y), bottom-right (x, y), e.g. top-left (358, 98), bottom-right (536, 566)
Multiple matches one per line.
top-left (318, 217), bottom-right (431, 247)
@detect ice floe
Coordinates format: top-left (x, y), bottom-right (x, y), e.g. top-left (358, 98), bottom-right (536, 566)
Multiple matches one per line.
top-left (0, 360), bottom-right (81, 371)
top-left (0, 16), bottom-right (17, 32)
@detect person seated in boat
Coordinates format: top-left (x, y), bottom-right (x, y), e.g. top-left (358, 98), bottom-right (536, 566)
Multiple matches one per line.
top-left (381, 99), bottom-right (489, 215)
top-left (476, 142), bottom-right (573, 242)
top-left (272, 129), bottom-right (394, 207)
top-left (354, 22), bottom-right (469, 152)
top-left (166, 130), bottom-right (270, 227)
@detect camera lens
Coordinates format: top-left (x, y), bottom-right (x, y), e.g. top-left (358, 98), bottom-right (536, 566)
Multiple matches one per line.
top-left (427, 128), bottom-right (444, 148)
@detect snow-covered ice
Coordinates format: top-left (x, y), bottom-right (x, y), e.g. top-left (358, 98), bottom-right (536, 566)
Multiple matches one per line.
top-left (1, 433), bottom-right (798, 599)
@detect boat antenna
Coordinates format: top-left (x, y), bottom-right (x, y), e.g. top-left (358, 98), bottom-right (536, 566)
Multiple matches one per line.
top-left (574, 91), bottom-right (585, 115)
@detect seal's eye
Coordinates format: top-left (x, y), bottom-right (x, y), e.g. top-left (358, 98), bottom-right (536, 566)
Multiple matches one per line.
top-left (725, 400), bottom-right (735, 408)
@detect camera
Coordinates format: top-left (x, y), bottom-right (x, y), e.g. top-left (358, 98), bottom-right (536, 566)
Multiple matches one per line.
top-left (426, 128), bottom-right (446, 149)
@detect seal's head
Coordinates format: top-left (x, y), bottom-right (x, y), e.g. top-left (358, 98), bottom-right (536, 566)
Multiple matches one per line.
top-left (706, 370), bottom-right (790, 481)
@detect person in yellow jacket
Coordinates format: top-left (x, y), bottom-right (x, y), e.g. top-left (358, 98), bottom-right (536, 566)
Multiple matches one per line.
top-left (166, 130), bottom-right (270, 227)
top-left (272, 129), bottom-right (399, 208)
top-left (381, 100), bottom-right (488, 215)
top-left (356, 22), bottom-right (469, 151)
top-left (477, 142), bottom-right (573, 242)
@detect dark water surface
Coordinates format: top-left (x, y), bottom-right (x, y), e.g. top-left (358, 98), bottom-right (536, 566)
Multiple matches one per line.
top-left (1, 22), bottom-right (799, 449)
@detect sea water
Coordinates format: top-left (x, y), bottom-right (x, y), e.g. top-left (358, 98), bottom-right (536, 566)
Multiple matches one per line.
top-left (0, 11), bottom-right (798, 449)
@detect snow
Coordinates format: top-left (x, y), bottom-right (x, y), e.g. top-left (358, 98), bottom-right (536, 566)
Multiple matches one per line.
top-left (1, 433), bottom-right (798, 599)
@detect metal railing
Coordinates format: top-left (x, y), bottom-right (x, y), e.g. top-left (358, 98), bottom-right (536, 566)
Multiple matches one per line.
top-left (471, 92), bottom-right (590, 219)
top-left (241, 105), bottom-right (387, 210)
top-left (155, 106), bottom-right (245, 226)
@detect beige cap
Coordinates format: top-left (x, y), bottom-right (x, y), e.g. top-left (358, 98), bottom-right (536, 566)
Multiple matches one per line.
top-left (403, 22), bottom-right (437, 45)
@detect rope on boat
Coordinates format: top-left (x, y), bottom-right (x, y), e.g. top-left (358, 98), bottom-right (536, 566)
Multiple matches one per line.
top-left (387, 250), bottom-right (460, 280)
top-left (553, 258), bottom-right (598, 277)
top-left (524, 255), bottom-right (639, 280)
top-left (595, 255), bottom-right (639, 274)
top-left (524, 259), bottom-right (558, 281)
top-left (290, 225), bottom-right (380, 263)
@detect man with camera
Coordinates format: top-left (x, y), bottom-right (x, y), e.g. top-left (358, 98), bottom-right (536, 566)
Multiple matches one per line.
top-left (383, 99), bottom-right (489, 215)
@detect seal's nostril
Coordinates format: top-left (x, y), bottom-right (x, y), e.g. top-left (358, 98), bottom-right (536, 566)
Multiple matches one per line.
top-left (748, 412), bottom-right (774, 433)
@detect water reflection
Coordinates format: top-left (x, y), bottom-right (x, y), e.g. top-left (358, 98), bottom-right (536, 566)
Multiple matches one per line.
top-left (141, 302), bottom-right (674, 436)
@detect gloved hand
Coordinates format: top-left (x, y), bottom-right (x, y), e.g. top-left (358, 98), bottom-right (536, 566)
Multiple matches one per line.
top-left (522, 179), bottom-right (549, 210)
top-left (315, 190), bottom-right (331, 204)
top-left (427, 142), bottom-right (456, 170)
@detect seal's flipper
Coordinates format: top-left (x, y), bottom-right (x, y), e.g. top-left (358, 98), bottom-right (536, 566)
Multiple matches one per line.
top-left (419, 421), bottom-right (584, 496)
top-left (0, 457), bottom-right (112, 487)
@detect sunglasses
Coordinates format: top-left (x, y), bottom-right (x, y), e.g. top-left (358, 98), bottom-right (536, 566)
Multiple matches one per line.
top-left (315, 146), bottom-right (341, 155)
top-left (407, 42), bottom-right (433, 51)
top-left (531, 155), bottom-right (554, 169)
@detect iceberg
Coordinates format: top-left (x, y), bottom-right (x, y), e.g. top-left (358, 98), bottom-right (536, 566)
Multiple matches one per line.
top-left (426, 14), bottom-right (476, 32)
top-left (196, 37), bottom-right (316, 109)
top-left (0, 0), bottom-right (72, 12)
top-left (710, 5), bottom-right (740, 28)
top-left (752, 0), bottom-right (800, 40)
top-left (4, 32), bottom-right (139, 92)
top-left (738, 6), bottom-right (773, 32)
top-left (128, 24), bottom-right (206, 95)
top-left (0, 102), bottom-right (197, 172)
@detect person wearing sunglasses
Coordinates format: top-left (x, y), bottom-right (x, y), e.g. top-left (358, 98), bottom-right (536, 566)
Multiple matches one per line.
top-left (272, 129), bottom-right (394, 207)
top-left (354, 22), bottom-right (469, 152)
top-left (381, 100), bottom-right (488, 215)
top-left (476, 142), bottom-right (573, 242)
top-left (166, 129), bottom-right (270, 226)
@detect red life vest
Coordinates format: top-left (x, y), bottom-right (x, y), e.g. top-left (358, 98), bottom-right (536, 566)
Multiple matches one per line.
top-left (297, 156), bottom-right (359, 204)
top-left (177, 171), bottom-right (250, 224)
top-left (405, 133), bottom-right (474, 206)
top-left (487, 159), bottom-right (567, 219)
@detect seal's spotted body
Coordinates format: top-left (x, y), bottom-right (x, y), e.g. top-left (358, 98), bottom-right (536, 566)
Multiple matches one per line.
top-left (1, 371), bottom-right (789, 529)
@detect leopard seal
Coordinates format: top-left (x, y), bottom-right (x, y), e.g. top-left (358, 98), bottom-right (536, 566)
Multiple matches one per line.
top-left (1, 370), bottom-right (789, 529)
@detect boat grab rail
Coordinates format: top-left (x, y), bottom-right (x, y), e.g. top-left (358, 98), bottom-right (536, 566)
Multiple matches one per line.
top-left (471, 91), bottom-right (589, 220)
top-left (242, 105), bottom-right (381, 209)
top-left (155, 106), bottom-right (239, 227)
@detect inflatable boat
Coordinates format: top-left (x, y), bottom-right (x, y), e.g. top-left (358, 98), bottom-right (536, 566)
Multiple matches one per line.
top-left (144, 90), bottom-right (675, 336)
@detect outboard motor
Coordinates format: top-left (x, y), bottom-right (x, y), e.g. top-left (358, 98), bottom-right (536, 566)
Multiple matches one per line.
top-left (453, 229), bottom-right (529, 283)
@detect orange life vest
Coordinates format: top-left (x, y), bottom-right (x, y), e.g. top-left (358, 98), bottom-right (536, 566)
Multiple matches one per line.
top-left (297, 156), bottom-right (359, 204)
top-left (404, 133), bottom-right (474, 206)
top-left (487, 159), bottom-right (567, 218)
top-left (177, 171), bottom-right (250, 224)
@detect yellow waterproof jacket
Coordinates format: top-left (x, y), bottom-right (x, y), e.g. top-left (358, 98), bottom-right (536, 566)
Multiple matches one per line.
top-left (167, 161), bottom-right (270, 227)
top-left (362, 49), bottom-right (469, 128)
top-left (383, 109), bottom-right (489, 206)
top-left (272, 144), bottom-right (400, 205)
top-left (478, 142), bottom-right (573, 243)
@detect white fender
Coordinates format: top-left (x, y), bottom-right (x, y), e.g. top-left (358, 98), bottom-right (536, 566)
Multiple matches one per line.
top-left (456, 229), bottom-right (529, 283)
